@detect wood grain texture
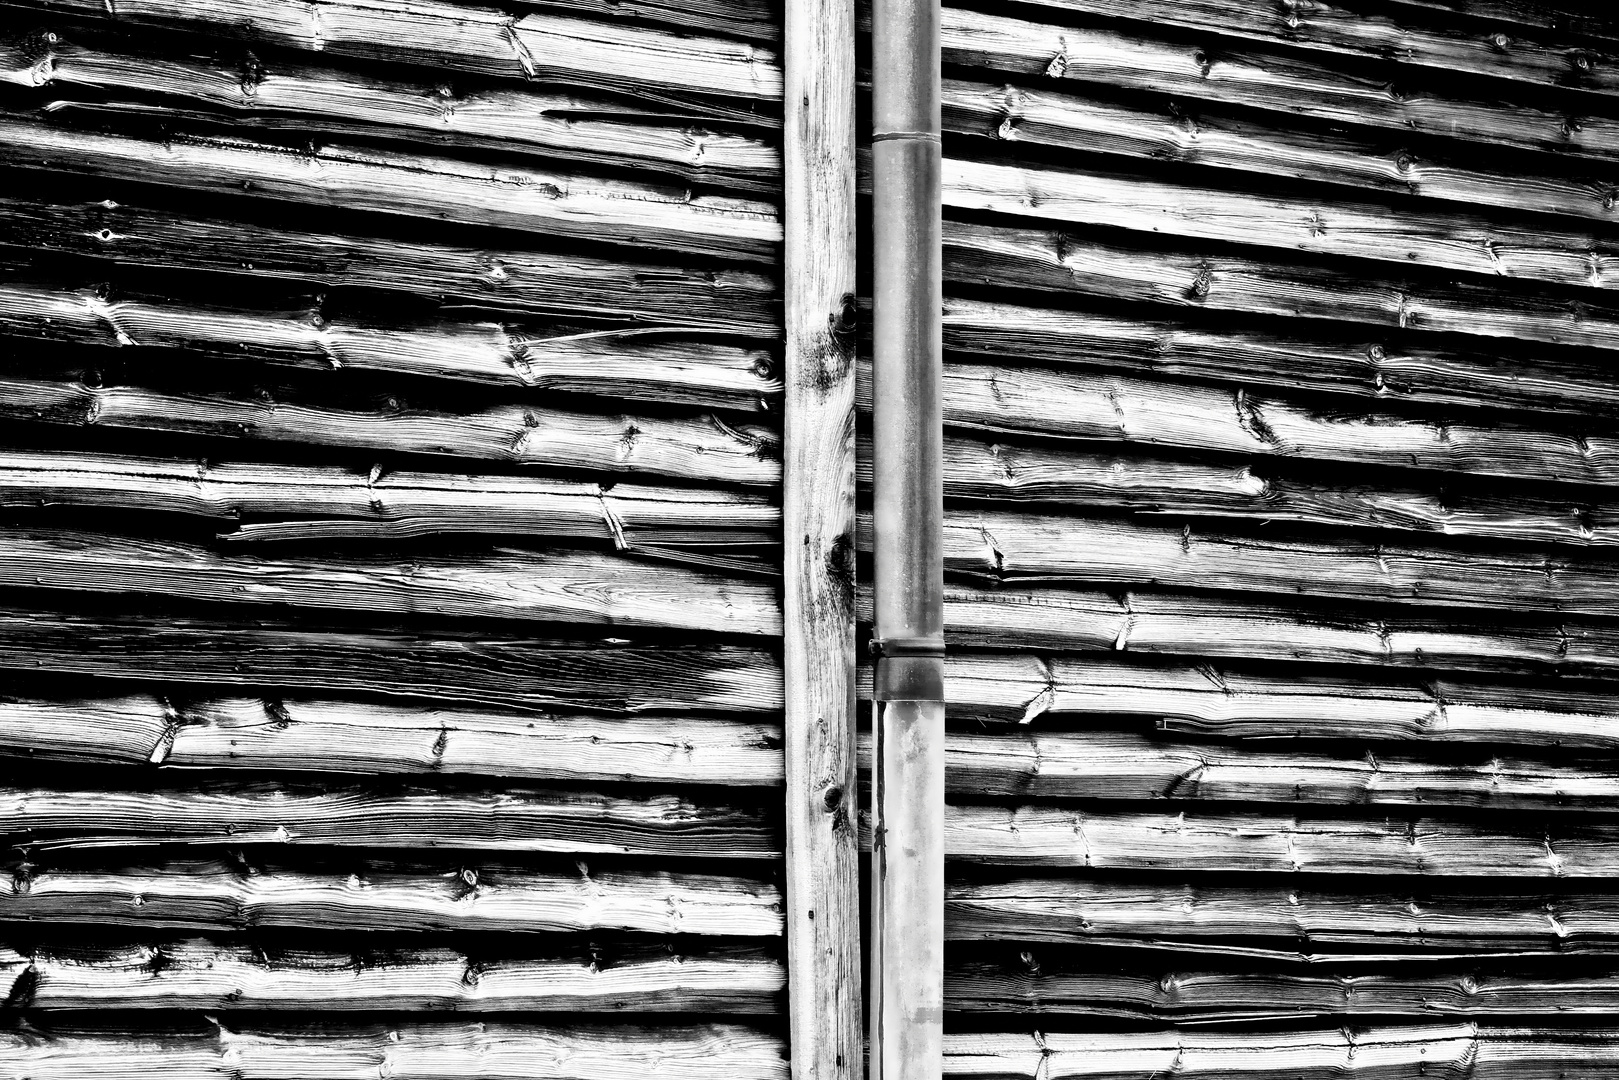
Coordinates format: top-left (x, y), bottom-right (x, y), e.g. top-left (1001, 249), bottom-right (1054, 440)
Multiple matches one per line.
top-left (0, 113), bottom-right (780, 262)
top-left (947, 876), bottom-right (1619, 953)
top-left (0, 280), bottom-right (780, 411)
top-left (0, 1023), bottom-right (790, 1080)
top-left (0, 195), bottom-right (780, 334)
top-left (0, 695), bottom-right (784, 783)
top-left (944, 78), bottom-right (1619, 223)
top-left (0, 783), bottom-right (777, 857)
top-left (1, 35), bottom-right (779, 191)
top-left (0, 939), bottom-right (785, 1012)
top-left (1010, 0), bottom-right (1619, 98)
top-left (7, 0), bottom-right (784, 106)
top-left (0, 528), bottom-right (782, 636)
top-left (3, 857), bottom-right (784, 935)
top-left (0, 606), bottom-right (784, 713)
top-left (943, 156), bottom-right (1619, 291)
top-left (943, 1026), bottom-right (1619, 1079)
top-left (0, 449), bottom-right (779, 546)
top-left (943, 221), bottom-right (1619, 356)
top-left (782, 0), bottom-right (862, 1074)
top-left (0, 375), bottom-right (781, 486)
top-left (940, 6), bottom-right (1619, 160)
top-left (948, 955), bottom-right (1619, 1018)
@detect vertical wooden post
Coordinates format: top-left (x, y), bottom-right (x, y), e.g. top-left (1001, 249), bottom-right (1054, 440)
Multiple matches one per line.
top-left (782, 0), bottom-right (862, 1077)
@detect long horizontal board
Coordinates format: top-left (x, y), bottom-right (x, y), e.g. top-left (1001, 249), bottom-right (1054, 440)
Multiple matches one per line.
top-left (0, 939), bottom-right (784, 1012)
top-left (0, 784), bottom-right (778, 857)
top-left (943, 220), bottom-right (1619, 356)
top-left (0, 196), bottom-right (780, 334)
top-left (2, 856), bottom-right (783, 935)
top-left (8, 0), bottom-right (783, 104)
top-left (0, 113), bottom-right (780, 262)
top-left (0, 280), bottom-right (780, 411)
top-left (944, 1025), bottom-right (1619, 1079)
top-left (1, 35), bottom-right (779, 191)
top-left (0, 695), bottom-right (784, 784)
top-left (0, 449), bottom-right (779, 545)
top-left (0, 375), bottom-right (781, 485)
top-left (0, 528), bottom-right (783, 636)
top-left (0, 606), bottom-right (785, 713)
top-left (0, 1023), bottom-right (788, 1080)
top-left (948, 876), bottom-right (1619, 953)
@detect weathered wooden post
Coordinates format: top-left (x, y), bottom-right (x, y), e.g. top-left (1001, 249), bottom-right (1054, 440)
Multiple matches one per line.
top-left (870, 0), bottom-right (945, 1072)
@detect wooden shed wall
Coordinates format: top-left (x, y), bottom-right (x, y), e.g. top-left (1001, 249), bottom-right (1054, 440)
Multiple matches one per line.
top-left (878, 0), bottom-right (1619, 1076)
top-left (0, 0), bottom-right (792, 1073)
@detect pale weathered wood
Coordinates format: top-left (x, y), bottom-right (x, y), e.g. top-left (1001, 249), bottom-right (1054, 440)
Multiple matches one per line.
top-left (0, 695), bottom-right (784, 784)
top-left (0, 606), bottom-right (784, 713)
top-left (943, 156), bottom-right (1619, 291)
top-left (943, 1026), bottom-right (1619, 1080)
top-left (0, 1023), bottom-right (790, 1080)
top-left (0, 195), bottom-right (780, 334)
top-left (947, 876), bottom-right (1619, 953)
top-left (0, 376), bottom-right (781, 486)
top-left (0, 784), bottom-right (776, 857)
top-left (944, 78), bottom-right (1619, 223)
top-left (0, 113), bottom-right (780, 262)
top-left (948, 955), bottom-right (1619, 1018)
top-left (1, 35), bottom-right (779, 191)
top-left (1010, 0), bottom-right (1619, 98)
top-left (783, 0), bottom-right (861, 1076)
top-left (0, 940), bottom-right (784, 1012)
top-left (0, 280), bottom-right (780, 411)
top-left (0, 528), bottom-right (782, 636)
top-left (3, 856), bottom-right (784, 935)
top-left (943, 220), bottom-right (1619, 356)
top-left (6, 0), bottom-right (784, 106)
top-left (0, 449), bottom-right (779, 546)
top-left (939, 6), bottom-right (1619, 161)
top-left (941, 805), bottom-right (1619, 875)
top-left (940, 729), bottom-right (1619, 810)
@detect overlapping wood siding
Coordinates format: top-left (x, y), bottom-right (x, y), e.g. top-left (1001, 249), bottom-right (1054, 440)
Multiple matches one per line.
top-left (0, 0), bottom-right (792, 1074)
top-left (852, 0), bottom-right (1619, 1075)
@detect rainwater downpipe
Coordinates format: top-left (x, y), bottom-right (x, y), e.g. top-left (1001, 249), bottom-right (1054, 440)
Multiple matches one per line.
top-left (868, 0), bottom-right (943, 1069)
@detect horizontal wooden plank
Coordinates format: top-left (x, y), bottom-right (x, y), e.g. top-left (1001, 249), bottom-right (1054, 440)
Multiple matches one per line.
top-left (0, 195), bottom-right (780, 334)
top-left (0, 606), bottom-right (785, 713)
top-left (0, 528), bottom-right (782, 636)
top-left (0, 376), bottom-right (781, 485)
top-left (1378, 1), bottom-right (1619, 43)
top-left (3, 856), bottom-right (783, 935)
top-left (944, 156), bottom-right (1619, 291)
top-left (941, 805), bottom-right (1619, 874)
top-left (0, 939), bottom-right (784, 1012)
top-left (941, 295), bottom-right (1619, 420)
top-left (925, 435), bottom-right (1619, 549)
top-left (948, 955), bottom-right (1619, 1017)
top-left (941, 6), bottom-right (1619, 161)
top-left (0, 1023), bottom-right (788, 1080)
top-left (0, 280), bottom-right (780, 411)
top-left (0, 112), bottom-right (780, 262)
top-left (0, 695), bottom-right (784, 784)
top-left (942, 729), bottom-right (1619, 810)
top-left (1008, 0), bottom-right (1619, 98)
top-left (943, 1026), bottom-right (1619, 1080)
top-left (928, 511), bottom-right (1619, 617)
top-left (0, 784), bottom-right (777, 857)
top-left (516, 0), bottom-right (778, 43)
top-left (10, 0), bottom-right (784, 105)
top-left (947, 876), bottom-right (1619, 953)
top-left (945, 78), bottom-right (1619, 223)
top-left (0, 449), bottom-right (779, 545)
top-left (927, 652), bottom-right (1619, 748)
top-left (1, 34), bottom-right (779, 191)
top-left (943, 220), bottom-right (1619, 356)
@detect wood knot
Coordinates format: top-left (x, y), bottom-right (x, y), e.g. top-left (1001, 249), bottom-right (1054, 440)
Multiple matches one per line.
top-left (821, 784), bottom-right (844, 811)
